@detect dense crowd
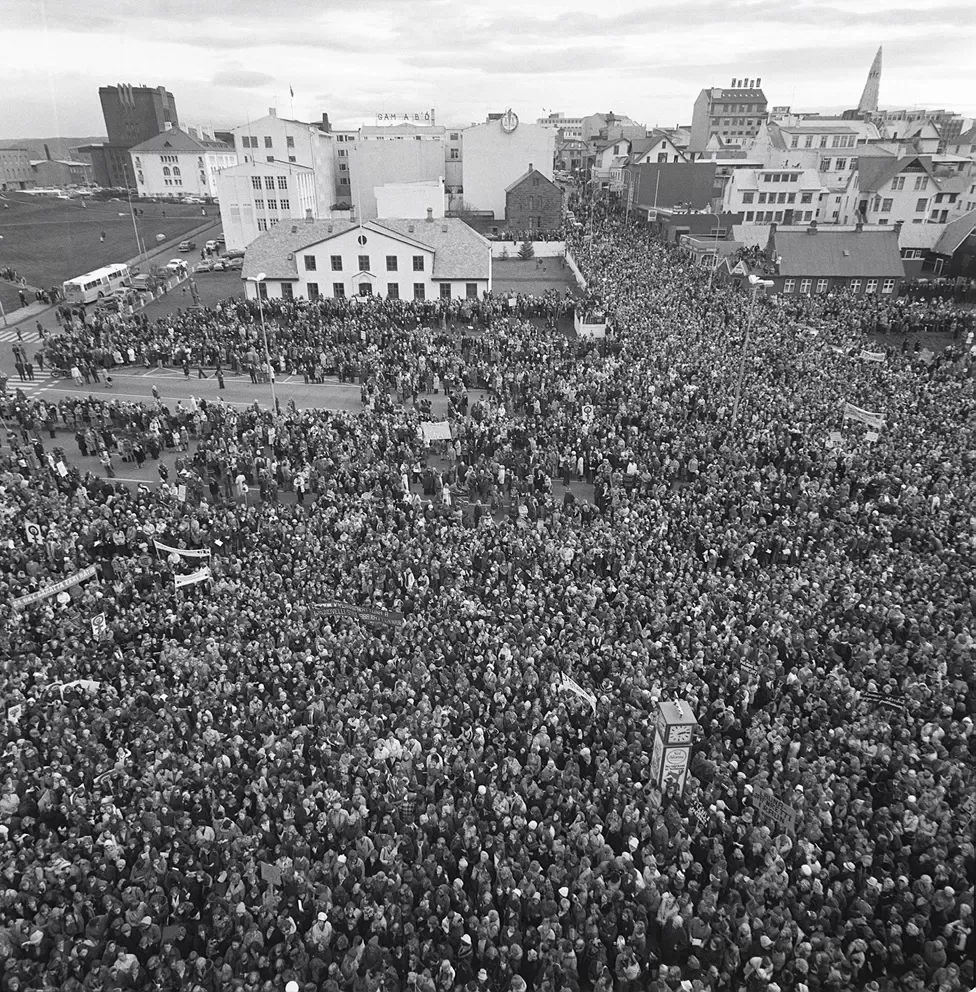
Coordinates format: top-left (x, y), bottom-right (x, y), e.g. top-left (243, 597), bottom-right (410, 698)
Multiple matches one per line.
top-left (1, 206), bottom-right (974, 992)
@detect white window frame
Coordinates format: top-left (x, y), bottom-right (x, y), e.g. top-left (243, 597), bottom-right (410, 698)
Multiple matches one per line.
top-left (865, 279), bottom-right (878, 294)
top-left (783, 279), bottom-right (795, 293)
top-left (881, 278), bottom-right (896, 294)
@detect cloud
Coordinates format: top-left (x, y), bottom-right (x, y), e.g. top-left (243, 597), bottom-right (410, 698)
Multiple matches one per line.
top-left (212, 67), bottom-right (275, 88)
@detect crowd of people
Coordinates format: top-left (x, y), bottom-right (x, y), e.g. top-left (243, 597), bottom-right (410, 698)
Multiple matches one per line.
top-left (1, 202), bottom-right (974, 992)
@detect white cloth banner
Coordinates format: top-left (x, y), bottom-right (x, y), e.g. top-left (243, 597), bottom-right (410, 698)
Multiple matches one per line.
top-left (421, 421), bottom-right (453, 443)
top-left (842, 402), bottom-right (885, 429)
top-left (859, 350), bottom-right (886, 363)
top-left (558, 673), bottom-right (597, 715)
top-left (154, 540), bottom-right (211, 558)
top-left (175, 566), bottom-right (212, 589)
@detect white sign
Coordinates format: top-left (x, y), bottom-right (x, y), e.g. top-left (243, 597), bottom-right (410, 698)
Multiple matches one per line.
top-left (375, 111), bottom-right (434, 123)
top-left (91, 613), bottom-right (107, 639)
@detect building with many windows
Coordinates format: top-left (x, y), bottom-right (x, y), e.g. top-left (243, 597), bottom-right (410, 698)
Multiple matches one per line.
top-left (241, 213), bottom-right (491, 302)
top-left (690, 79), bottom-right (768, 154)
top-left (129, 127), bottom-right (236, 199)
top-left (0, 148), bottom-right (33, 190)
top-left (93, 83), bottom-right (179, 187)
top-left (721, 167), bottom-right (826, 225)
top-left (216, 161), bottom-right (318, 251)
top-left (505, 167), bottom-right (563, 231)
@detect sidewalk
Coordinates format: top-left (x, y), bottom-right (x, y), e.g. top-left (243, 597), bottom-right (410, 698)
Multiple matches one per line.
top-left (0, 215), bottom-right (223, 331)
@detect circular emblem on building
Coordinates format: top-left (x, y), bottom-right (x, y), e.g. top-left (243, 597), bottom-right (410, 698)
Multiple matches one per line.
top-left (500, 109), bottom-right (519, 133)
top-left (357, 234), bottom-right (368, 245)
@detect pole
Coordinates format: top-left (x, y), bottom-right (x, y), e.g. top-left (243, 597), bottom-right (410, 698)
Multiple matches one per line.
top-left (0, 294), bottom-right (6, 328)
top-left (257, 286), bottom-right (277, 412)
top-left (127, 186), bottom-right (143, 261)
top-left (707, 221), bottom-right (721, 289)
top-left (731, 283), bottom-right (760, 427)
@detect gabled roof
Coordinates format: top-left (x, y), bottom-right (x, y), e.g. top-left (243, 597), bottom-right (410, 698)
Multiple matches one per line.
top-left (950, 125), bottom-right (976, 145)
top-left (374, 218), bottom-right (491, 279)
top-left (772, 226), bottom-right (904, 278)
top-left (855, 154), bottom-right (933, 193)
top-left (934, 209), bottom-right (976, 255)
top-left (243, 217), bottom-right (490, 282)
top-left (504, 168), bottom-right (560, 195)
top-left (128, 127), bottom-right (232, 154)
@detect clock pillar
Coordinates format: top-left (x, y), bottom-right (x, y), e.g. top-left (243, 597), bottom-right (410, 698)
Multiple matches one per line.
top-left (648, 700), bottom-right (699, 795)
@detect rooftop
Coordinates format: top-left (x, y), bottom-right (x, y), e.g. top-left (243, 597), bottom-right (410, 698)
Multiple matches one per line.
top-left (243, 217), bottom-right (491, 282)
top-left (772, 224), bottom-right (905, 278)
top-left (128, 127), bottom-right (233, 154)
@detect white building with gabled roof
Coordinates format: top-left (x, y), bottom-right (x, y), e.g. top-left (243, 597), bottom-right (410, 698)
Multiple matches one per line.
top-left (241, 213), bottom-right (491, 302)
top-left (128, 126), bottom-right (237, 199)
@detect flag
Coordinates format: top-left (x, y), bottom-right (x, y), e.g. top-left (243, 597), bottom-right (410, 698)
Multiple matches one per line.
top-left (290, 85), bottom-right (294, 98)
top-left (557, 673), bottom-right (597, 715)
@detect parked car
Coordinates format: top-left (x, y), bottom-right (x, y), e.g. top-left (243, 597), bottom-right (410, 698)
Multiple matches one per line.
top-left (205, 240), bottom-right (219, 252)
top-left (182, 197), bottom-right (205, 205)
top-left (131, 274), bottom-right (153, 291)
top-left (178, 241), bottom-right (196, 252)
top-left (155, 233), bottom-right (166, 243)
top-left (210, 259), bottom-right (227, 272)
top-left (224, 257), bottom-right (244, 270)
top-left (165, 258), bottom-right (187, 274)
top-left (195, 259), bottom-right (215, 273)
top-left (223, 248), bottom-right (244, 259)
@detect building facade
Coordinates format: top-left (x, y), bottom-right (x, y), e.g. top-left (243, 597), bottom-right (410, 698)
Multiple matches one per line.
top-left (762, 222), bottom-right (905, 296)
top-left (690, 79), bottom-right (768, 154)
top-left (129, 127), bottom-right (236, 199)
top-left (0, 148), bottom-right (33, 189)
top-left (375, 180), bottom-right (445, 220)
top-left (349, 123), bottom-right (447, 221)
top-left (462, 114), bottom-right (555, 220)
top-left (241, 216), bottom-right (491, 302)
top-left (216, 162), bottom-right (318, 251)
top-left (29, 159), bottom-right (93, 187)
top-left (505, 168), bottom-right (563, 231)
top-left (721, 167), bottom-right (825, 225)
top-left (97, 83), bottom-right (179, 187)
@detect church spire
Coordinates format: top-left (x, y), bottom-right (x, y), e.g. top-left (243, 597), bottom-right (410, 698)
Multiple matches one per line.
top-left (857, 46), bottom-right (883, 114)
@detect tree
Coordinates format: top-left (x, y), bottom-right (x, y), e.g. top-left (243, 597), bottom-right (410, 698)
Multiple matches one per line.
top-left (500, 246), bottom-right (510, 260)
top-left (518, 240), bottom-right (535, 261)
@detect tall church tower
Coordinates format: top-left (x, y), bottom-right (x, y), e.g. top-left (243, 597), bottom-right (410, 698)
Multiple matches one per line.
top-left (857, 46), bottom-right (883, 114)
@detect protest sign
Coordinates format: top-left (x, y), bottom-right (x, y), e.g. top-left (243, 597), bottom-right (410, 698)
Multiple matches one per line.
top-left (859, 350), bottom-right (886, 363)
top-left (177, 484), bottom-right (187, 503)
top-left (861, 688), bottom-right (908, 715)
top-left (687, 797), bottom-right (710, 830)
top-left (11, 565), bottom-right (98, 610)
top-left (154, 540), bottom-right (211, 558)
top-left (315, 603), bottom-right (404, 628)
top-left (56, 461), bottom-right (68, 478)
top-left (557, 673), bottom-right (597, 715)
top-left (260, 862), bottom-right (282, 885)
top-left (918, 349), bottom-right (934, 366)
top-left (23, 521), bottom-right (42, 545)
top-left (6, 703), bottom-right (23, 725)
top-left (160, 925), bottom-right (180, 944)
top-left (843, 402), bottom-right (885, 429)
top-left (865, 431), bottom-right (880, 443)
top-left (91, 613), bottom-right (107, 639)
top-left (174, 566), bottom-right (212, 590)
top-left (826, 431), bottom-right (844, 449)
top-left (754, 791), bottom-right (797, 833)
top-left (420, 421), bottom-right (453, 443)
top-left (960, 794), bottom-right (976, 826)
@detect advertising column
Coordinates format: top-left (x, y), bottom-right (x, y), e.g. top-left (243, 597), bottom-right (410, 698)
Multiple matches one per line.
top-left (649, 700), bottom-right (699, 795)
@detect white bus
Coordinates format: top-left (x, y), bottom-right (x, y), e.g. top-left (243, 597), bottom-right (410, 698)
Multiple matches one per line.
top-left (61, 263), bottom-right (132, 305)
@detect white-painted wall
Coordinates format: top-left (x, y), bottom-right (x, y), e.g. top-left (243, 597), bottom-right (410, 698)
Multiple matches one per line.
top-left (462, 119), bottom-right (555, 220)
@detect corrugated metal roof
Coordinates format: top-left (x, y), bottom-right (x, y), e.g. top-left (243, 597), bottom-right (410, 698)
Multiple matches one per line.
top-left (374, 218), bottom-right (491, 279)
top-left (772, 226), bottom-right (904, 278)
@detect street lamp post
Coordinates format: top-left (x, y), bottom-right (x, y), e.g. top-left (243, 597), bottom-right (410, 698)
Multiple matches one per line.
top-left (707, 219), bottom-right (723, 290)
top-left (731, 274), bottom-right (774, 427)
top-left (247, 272), bottom-right (277, 413)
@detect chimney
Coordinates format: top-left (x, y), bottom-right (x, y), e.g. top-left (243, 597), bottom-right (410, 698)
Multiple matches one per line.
top-left (321, 113), bottom-right (331, 133)
top-left (529, 162), bottom-right (533, 172)
top-left (731, 78), bottom-right (735, 87)
top-left (894, 220), bottom-right (903, 235)
top-left (807, 220), bottom-right (818, 234)
top-left (426, 207), bottom-right (434, 223)
top-left (269, 107), bottom-right (277, 118)
top-left (44, 143), bottom-right (52, 160)
top-left (305, 208), bottom-right (314, 224)
top-left (291, 225), bottom-right (298, 233)
top-left (756, 77), bottom-right (762, 87)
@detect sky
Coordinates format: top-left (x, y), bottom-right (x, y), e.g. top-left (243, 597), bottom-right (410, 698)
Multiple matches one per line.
top-left (3, 0), bottom-right (974, 138)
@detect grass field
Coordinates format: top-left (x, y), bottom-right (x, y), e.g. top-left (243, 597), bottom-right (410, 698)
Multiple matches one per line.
top-left (0, 193), bottom-right (210, 290)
